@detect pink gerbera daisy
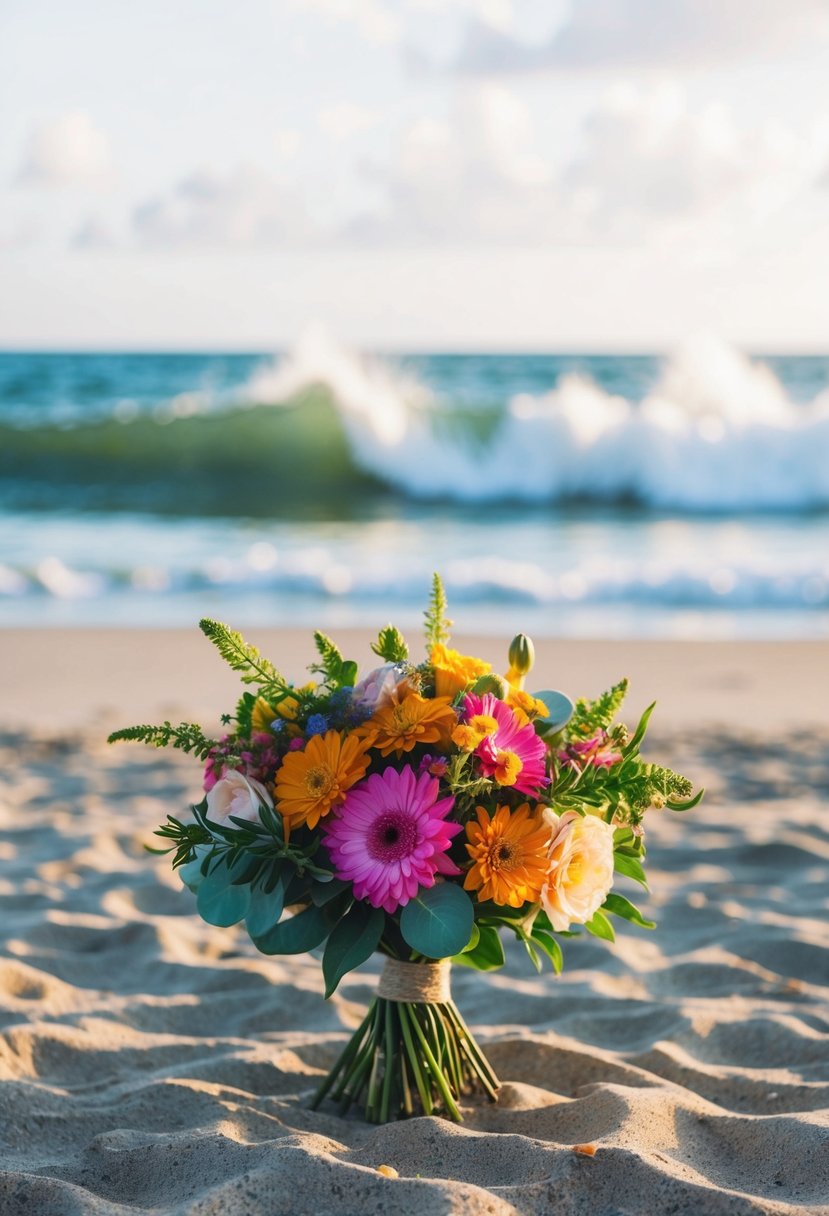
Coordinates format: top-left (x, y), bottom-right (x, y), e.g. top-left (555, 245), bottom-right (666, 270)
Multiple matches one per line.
top-left (460, 692), bottom-right (549, 796)
top-left (322, 766), bottom-right (462, 914)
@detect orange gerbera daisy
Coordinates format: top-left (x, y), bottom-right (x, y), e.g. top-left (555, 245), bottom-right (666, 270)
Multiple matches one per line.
top-left (274, 730), bottom-right (370, 832)
top-left (430, 643), bottom-right (491, 698)
top-left (359, 692), bottom-right (457, 758)
top-left (464, 803), bottom-right (551, 908)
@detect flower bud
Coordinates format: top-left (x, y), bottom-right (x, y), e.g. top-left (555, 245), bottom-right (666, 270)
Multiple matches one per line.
top-left (471, 673), bottom-right (509, 699)
top-left (506, 633), bottom-right (534, 689)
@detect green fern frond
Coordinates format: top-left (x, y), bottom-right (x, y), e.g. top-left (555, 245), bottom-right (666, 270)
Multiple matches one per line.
top-left (107, 721), bottom-right (217, 759)
top-left (310, 631), bottom-right (344, 681)
top-left (371, 624), bottom-right (409, 663)
top-left (198, 619), bottom-right (286, 693)
top-left (570, 678), bottom-right (629, 736)
top-left (423, 573), bottom-right (452, 649)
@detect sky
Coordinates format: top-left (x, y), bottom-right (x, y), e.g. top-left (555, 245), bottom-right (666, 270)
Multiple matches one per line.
top-left (1, 0), bottom-right (829, 350)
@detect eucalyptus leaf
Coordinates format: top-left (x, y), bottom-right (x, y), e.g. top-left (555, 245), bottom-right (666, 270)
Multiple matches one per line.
top-left (178, 844), bottom-right (211, 893)
top-left (196, 865), bottom-right (251, 927)
top-left (533, 689), bottom-right (575, 733)
top-left (252, 902), bottom-right (330, 955)
top-left (400, 883), bottom-right (474, 959)
top-left (245, 875), bottom-right (286, 938)
top-left (322, 901), bottom-right (385, 998)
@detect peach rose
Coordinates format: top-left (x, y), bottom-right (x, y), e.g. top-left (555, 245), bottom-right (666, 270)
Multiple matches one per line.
top-left (352, 662), bottom-right (413, 712)
top-left (541, 809), bottom-right (615, 932)
top-left (205, 770), bottom-right (273, 828)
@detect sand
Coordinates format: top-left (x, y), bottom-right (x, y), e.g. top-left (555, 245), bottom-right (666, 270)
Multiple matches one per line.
top-left (1, 629), bottom-right (827, 1215)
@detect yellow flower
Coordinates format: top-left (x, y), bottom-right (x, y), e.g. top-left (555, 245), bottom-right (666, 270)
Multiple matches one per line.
top-left (493, 749), bottom-right (523, 786)
top-left (464, 803), bottom-right (550, 908)
top-left (506, 687), bottom-right (549, 727)
top-left (359, 692), bottom-right (457, 758)
top-left (251, 696), bottom-right (278, 734)
top-left (451, 713), bottom-right (498, 752)
top-left (274, 730), bottom-right (371, 832)
top-left (430, 643), bottom-right (491, 699)
top-left (274, 682), bottom-right (315, 723)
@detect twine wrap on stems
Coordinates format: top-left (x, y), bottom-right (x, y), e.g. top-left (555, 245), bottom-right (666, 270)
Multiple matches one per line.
top-left (378, 958), bottom-right (451, 1004)
top-left (310, 957), bottom-right (501, 1124)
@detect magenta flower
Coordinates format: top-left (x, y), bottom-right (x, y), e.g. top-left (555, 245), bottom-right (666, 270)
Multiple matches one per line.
top-left (322, 766), bottom-right (462, 914)
top-left (558, 730), bottom-right (623, 771)
top-left (461, 692), bottom-right (549, 796)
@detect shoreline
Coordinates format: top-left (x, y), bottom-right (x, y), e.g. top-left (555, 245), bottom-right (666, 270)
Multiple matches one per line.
top-left (1, 628), bottom-right (825, 734)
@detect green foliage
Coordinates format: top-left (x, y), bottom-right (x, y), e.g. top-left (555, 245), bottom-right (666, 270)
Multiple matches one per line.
top-left (244, 875), bottom-right (286, 938)
top-left (371, 624), bottom-right (410, 663)
top-left (234, 691), bottom-right (257, 735)
top-left (452, 922), bottom-right (505, 971)
top-left (399, 882), bottom-right (474, 959)
top-left (252, 903), bottom-right (331, 955)
top-left (584, 908), bottom-right (615, 942)
top-left (603, 891), bottom-right (655, 929)
top-left (108, 721), bottom-right (217, 760)
top-left (569, 678), bottom-right (629, 737)
top-left (198, 618), bottom-right (287, 698)
top-left (423, 572), bottom-right (452, 649)
top-left (149, 813), bottom-right (213, 868)
top-left (196, 854), bottom-right (254, 926)
top-left (309, 630), bottom-right (357, 688)
top-left (533, 690), bottom-right (575, 735)
top-left (322, 901), bottom-right (385, 997)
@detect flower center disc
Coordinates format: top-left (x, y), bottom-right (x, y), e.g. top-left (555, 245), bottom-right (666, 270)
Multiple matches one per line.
top-left (305, 765), bottom-right (334, 797)
top-left (368, 811), bottom-right (418, 861)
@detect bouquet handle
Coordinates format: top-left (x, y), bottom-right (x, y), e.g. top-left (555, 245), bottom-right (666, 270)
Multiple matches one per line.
top-left (310, 959), bottom-right (500, 1123)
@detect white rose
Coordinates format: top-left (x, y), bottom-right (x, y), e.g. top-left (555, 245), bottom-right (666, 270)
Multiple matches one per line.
top-left (205, 770), bottom-right (272, 828)
top-left (541, 809), bottom-right (615, 932)
top-left (352, 662), bottom-right (411, 712)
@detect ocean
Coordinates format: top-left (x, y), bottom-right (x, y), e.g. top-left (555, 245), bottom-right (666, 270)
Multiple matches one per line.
top-left (1, 330), bottom-right (827, 638)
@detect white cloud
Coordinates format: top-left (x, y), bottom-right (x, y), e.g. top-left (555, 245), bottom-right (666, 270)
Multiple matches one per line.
top-left (318, 101), bottom-right (378, 139)
top-left (455, 0), bottom-right (829, 72)
top-left (132, 166), bottom-right (316, 248)
top-left (17, 111), bottom-right (115, 188)
top-left (352, 83), bottom-right (557, 243)
top-left (352, 79), bottom-right (827, 248)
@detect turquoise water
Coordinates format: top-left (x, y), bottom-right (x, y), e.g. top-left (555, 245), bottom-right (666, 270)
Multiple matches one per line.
top-left (1, 335), bottom-right (828, 636)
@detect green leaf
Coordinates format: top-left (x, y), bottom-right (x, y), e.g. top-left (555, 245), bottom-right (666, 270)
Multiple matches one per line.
top-left (603, 891), bottom-right (655, 929)
top-left (400, 882), bottom-right (474, 959)
top-left (245, 875), bottom-right (286, 938)
top-left (371, 625), bottom-right (409, 663)
top-left (196, 861), bottom-right (252, 927)
top-left (310, 877), bottom-right (350, 906)
top-left (340, 660), bottom-right (358, 688)
top-left (456, 923), bottom-right (480, 954)
top-left (623, 700), bottom-right (656, 756)
top-left (322, 901), bottom-right (385, 997)
top-left (522, 934), bottom-right (542, 972)
top-left (423, 572), bottom-right (452, 649)
top-left (251, 903), bottom-right (331, 955)
top-left (451, 922), bottom-right (505, 971)
top-left (613, 851), bottom-right (649, 889)
top-left (584, 908), bottom-right (616, 942)
top-left (531, 928), bottom-right (563, 974)
top-left (178, 845), bottom-right (212, 893)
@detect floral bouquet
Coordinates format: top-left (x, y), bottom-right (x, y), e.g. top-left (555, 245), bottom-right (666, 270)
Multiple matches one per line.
top-left (109, 576), bottom-right (701, 1124)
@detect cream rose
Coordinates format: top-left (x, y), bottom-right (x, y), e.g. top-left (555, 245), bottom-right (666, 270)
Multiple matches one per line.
top-left (541, 809), bottom-right (615, 932)
top-left (205, 770), bottom-right (273, 828)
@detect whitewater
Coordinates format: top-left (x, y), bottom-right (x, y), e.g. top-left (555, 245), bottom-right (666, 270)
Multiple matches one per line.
top-left (0, 332), bottom-right (827, 635)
